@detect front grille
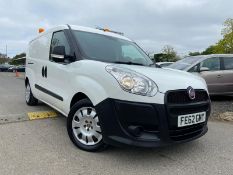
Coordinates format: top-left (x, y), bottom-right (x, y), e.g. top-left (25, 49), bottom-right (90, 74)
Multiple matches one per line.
top-left (166, 89), bottom-right (210, 141)
top-left (169, 103), bottom-right (209, 116)
top-left (167, 90), bottom-right (208, 104)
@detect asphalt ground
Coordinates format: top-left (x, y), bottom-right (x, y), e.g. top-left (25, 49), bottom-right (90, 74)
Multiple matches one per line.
top-left (0, 72), bottom-right (233, 175)
top-left (0, 73), bottom-right (55, 123)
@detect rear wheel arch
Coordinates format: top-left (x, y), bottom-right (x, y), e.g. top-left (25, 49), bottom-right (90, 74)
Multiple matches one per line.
top-left (25, 78), bottom-right (38, 106)
top-left (25, 77), bottom-right (29, 87)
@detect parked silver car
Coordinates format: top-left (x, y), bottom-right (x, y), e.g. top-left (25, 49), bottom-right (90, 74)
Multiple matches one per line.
top-left (168, 54), bottom-right (233, 95)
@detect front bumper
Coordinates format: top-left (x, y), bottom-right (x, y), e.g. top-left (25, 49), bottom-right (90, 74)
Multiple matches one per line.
top-left (95, 95), bottom-right (210, 148)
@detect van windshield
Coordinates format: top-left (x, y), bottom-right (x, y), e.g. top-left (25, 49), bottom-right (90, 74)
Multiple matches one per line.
top-left (73, 30), bottom-right (153, 66)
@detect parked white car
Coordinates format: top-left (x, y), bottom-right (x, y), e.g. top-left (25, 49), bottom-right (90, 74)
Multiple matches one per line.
top-left (25, 25), bottom-right (210, 152)
top-left (156, 62), bottom-right (174, 67)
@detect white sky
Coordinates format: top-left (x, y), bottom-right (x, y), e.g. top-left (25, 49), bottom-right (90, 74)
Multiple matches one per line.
top-left (0, 0), bottom-right (232, 57)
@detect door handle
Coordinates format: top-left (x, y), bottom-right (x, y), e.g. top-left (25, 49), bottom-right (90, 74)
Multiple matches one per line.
top-left (42, 66), bottom-right (45, 77)
top-left (45, 66), bottom-right (47, 78)
top-left (217, 75), bottom-right (222, 78)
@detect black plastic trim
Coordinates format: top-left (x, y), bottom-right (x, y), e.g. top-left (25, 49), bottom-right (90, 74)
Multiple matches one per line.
top-left (44, 66), bottom-right (47, 78)
top-left (95, 98), bottom-right (209, 148)
top-left (35, 84), bottom-right (63, 101)
top-left (67, 25), bottom-right (83, 61)
top-left (165, 89), bottom-right (210, 141)
top-left (42, 66), bottom-right (45, 77)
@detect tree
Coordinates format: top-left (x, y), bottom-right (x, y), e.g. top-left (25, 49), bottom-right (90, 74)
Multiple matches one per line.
top-left (189, 52), bottom-right (201, 56)
top-left (221, 18), bottom-right (233, 36)
top-left (202, 45), bottom-right (217, 55)
top-left (0, 53), bottom-right (10, 64)
top-left (162, 45), bottom-right (176, 56)
top-left (9, 53), bottom-right (26, 65)
top-left (215, 18), bottom-right (233, 53)
top-left (210, 18), bottom-right (233, 54)
top-left (154, 45), bottom-right (179, 62)
top-left (154, 53), bottom-right (167, 62)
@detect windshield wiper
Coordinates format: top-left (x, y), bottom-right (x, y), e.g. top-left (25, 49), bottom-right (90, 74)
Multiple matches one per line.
top-left (113, 61), bottom-right (145, 66)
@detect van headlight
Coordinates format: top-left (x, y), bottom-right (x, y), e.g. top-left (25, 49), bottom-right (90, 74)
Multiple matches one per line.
top-left (106, 65), bottom-right (158, 96)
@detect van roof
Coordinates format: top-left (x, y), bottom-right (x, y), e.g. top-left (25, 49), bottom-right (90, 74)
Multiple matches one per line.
top-left (31, 24), bottom-right (131, 43)
top-left (70, 25), bottom-right (131, 41)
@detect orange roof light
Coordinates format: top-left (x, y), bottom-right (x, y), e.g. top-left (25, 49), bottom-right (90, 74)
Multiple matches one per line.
top-left (103, 28), bottom-right (110, 32)
top-left (96, 27), bottom-right (124, 36)
top-left (39, 28), bottom-right (45, 33)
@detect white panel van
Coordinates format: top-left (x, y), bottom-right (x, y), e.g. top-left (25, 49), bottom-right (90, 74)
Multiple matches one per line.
top-left (25, 25), bottom-right (210, 152)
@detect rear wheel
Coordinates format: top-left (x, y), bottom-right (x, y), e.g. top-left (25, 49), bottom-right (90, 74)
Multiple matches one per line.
top-left (25, 82), bottom-right (38, 106)
top-left (67, 98), bottom-right (107, 152)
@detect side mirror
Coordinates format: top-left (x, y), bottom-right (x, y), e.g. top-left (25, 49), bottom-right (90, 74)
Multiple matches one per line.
top-left (200, 67), bottom-right (210, 72)
top-left (51, 46), bottom-right (65, 62)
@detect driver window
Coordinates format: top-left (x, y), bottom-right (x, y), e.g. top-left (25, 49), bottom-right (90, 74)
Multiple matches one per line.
top-left (200, 57), bottom-right (220, 71)
top-left (50, 31), bottom-right (71, 62)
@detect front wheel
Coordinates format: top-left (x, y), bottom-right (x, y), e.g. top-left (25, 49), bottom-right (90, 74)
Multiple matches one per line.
top-left (67, 99), bottom-right (107, 152)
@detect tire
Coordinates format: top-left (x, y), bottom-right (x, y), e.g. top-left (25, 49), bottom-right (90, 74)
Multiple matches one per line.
top-left (25, 82), bottom-right (38, 106)
top-left (67, 98), bottom-right (107, 152)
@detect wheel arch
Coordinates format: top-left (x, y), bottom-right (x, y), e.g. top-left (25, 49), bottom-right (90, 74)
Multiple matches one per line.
top-left (69, 76), bottom-right (109, 110)
top-left (70, 92), bottom-right (90, 109)
top-left (25, 77), bottom-right (29, 87)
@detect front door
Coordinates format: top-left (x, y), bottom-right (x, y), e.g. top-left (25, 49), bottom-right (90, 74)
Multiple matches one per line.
top-left (43, 30), bottom-right (75, 113)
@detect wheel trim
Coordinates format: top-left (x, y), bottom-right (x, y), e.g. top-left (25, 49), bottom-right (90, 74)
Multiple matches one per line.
top-left (25, 84), bottom-right (31, 103)
top-left (72, 107), bottom-right (102, 146)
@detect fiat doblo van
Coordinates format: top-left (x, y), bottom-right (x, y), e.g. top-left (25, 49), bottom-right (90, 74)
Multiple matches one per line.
top-left (25, 25), bottom-right (210, 152)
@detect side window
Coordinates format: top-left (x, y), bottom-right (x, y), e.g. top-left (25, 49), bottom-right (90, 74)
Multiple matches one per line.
top-left (50, 31), bottom-right (71, 62)
top-left (200, 57), bottom-right (220, 71)
top-left (188, 63), bottom-right (200, 72)
top-left (223, 57), bottom-right (233, 70)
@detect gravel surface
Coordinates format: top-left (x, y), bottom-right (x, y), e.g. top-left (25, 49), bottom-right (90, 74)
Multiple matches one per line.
top-left (210, 96), bottom-right (233, 120)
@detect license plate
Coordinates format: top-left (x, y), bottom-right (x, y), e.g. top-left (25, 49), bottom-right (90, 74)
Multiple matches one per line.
top-left (178, 112), bottom-right (206, 127)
